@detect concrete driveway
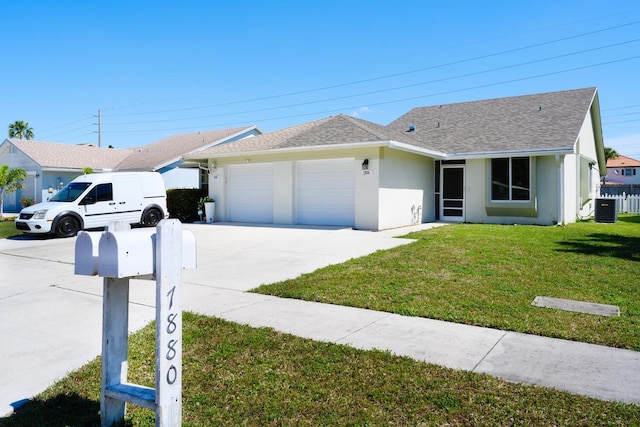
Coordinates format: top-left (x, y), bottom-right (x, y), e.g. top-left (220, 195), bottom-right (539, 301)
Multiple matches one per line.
top-left (0, 222), bottom-right (425, 415)
top-left (3, 221), bottom-right (639, 417)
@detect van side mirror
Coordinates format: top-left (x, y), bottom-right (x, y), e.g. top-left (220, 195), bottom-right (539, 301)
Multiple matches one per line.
top-left (80, 196), bottom-right (96, 205)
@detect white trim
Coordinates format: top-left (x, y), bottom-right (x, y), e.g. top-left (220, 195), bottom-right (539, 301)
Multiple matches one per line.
top-left (447, 146), bottom-right (574, 160)
top-left (185, 139), bottom-right (576, 162)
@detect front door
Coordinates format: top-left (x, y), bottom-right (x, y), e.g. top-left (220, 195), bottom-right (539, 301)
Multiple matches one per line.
top-left (441, 166), bottom-right (465, 222)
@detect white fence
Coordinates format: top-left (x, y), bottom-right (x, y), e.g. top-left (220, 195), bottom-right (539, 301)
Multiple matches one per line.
top-left (600, 193), bottom-right (640, 214)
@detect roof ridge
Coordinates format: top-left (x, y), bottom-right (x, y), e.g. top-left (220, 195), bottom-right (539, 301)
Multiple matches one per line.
top-left (273, 115), bottom-right (335, 146)
top-left (337, 114), bottom-right (392, 140)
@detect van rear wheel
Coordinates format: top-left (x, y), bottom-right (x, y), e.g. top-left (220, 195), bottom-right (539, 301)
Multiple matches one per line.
top-left (143, 208), bottom-right (162, 227)
top-left (56, 216), bottom-right (80, 238)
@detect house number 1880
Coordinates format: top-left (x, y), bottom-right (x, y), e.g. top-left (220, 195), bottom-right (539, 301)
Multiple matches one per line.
top-left (165, 286), bottom-right (178, 385)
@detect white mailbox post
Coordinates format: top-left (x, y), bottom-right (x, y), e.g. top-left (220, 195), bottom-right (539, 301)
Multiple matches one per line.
top-left (75, 219), bottom-right (196, 427)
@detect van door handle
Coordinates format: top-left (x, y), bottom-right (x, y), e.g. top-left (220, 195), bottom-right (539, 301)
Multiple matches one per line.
top-left (119, 202), bottom-right (126, 204)
top-left (109, 202), bottom-right (116, 205)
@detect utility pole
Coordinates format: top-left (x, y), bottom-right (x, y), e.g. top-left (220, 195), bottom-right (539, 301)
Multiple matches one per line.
top-left (97, 109), bottom-right (102, 147)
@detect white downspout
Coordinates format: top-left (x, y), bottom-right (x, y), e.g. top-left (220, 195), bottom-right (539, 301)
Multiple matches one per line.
top-left (557, 155), bottom-right (564, 225)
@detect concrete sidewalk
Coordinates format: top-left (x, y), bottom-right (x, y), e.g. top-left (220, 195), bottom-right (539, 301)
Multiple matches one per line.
top-left (189, 288), bottom-right (640, 405)
top-left (1, 222), bottom-right (638, 417)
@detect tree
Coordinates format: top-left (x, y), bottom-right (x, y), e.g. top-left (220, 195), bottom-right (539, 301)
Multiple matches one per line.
top-left (604, 147), bottom-right (619, 163)
top-left (8, 120), bottom-right (35, 140)
top-left (82, 167), bottom-right (94, 175)
top-left (0, 165), bottom-right (27, 216)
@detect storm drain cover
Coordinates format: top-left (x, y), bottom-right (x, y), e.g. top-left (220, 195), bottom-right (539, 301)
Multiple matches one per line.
top-left (532, 296), bottom-right (620, 317)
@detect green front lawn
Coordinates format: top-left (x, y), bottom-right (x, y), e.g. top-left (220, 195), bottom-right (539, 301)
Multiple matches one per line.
top-left (3, 313), bottom-right (638, 426)
top-left (254, 216), bottom-right (640, 350)
top-left (0, 217), bottom-right (20, 239)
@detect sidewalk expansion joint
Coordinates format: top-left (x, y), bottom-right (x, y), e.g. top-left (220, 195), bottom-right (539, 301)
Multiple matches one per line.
top-left (216, 295), bottom-right (277, 316)
top-left (335, 312), bottom-right (394, 344)
top-left (472, 331), bottom-right (508, 372)
top-left (0, 251), bottom-right (74, 264)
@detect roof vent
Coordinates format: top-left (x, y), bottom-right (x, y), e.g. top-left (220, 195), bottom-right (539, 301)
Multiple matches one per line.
top-left (538, 106), bottom-right (542, 111)
top-left (407, 125), bottom-right (415, 132)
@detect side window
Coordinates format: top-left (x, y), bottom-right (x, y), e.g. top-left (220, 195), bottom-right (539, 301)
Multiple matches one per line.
top-left (491, 158), bottom-right (509, 200)
top-left (96, 183), bottom-right (113, 202)
top-left (491, 157), bottom-right (530, 201)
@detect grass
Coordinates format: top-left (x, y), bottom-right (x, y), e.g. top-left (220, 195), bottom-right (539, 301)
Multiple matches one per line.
top-left (2, 312), bottom-right (638, 426)
top-left (254, 216), bottom-right (640, 350)
top-left (0, 217), bottom-right (20, 239)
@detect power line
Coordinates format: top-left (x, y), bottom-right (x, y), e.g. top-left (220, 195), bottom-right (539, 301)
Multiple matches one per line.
top-left (602, 104), bottom-right (640, 112)
top-left (104, 54), bottom-right (640, 134)
top-left (39, 124), bottom-right (95, 140)
top-left (38, 116), bottom-right (94, 133)
top-left (104, 38), bottom-right (640, 127)
top-left (103, 19), bottom-right (640, 118)
top-left (604, 118), bottom-right (640, 125)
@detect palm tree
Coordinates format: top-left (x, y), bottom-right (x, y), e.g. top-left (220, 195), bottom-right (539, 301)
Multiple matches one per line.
top-left (0, 164), bottom-right (27, 216)
top-left (8, 121), bottom-right (35, 140)
top-left (604, 147), bottom-right (619, 163)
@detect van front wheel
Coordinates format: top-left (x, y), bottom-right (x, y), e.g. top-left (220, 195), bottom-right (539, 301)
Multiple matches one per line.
top-left (55, 216), bottom-right (80, 238)
top-left (143, 208), bottom-right (162, 227)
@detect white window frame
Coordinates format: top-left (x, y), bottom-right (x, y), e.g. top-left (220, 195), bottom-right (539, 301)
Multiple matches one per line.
top-left (490, 157), bottom-right (531, 202)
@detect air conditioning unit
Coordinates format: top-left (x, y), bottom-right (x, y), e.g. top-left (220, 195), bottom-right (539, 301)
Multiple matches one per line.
top-left (594, 198), bottom-right (617, 223)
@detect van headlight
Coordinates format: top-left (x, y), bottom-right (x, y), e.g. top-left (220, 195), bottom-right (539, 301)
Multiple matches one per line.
top-left (33, 209), bottom-right (48, 219)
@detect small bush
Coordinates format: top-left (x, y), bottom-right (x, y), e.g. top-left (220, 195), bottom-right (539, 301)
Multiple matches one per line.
top-left (19, 197), bottom-right (35, 208)
top-left (166, 188), bottom-right (206, 223)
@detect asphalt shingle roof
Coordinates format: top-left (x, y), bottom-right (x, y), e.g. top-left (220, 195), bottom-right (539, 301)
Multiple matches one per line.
top-left (193, 114), bottom-right (399, 157)
top-left (9, 139), bottom-right (132, 169)
top-left (386, 87), bottom-right (598, 154)
top-left (116, 127), bottom-right (255, 170)
top-left (190, 87), bottom-right (598, 159)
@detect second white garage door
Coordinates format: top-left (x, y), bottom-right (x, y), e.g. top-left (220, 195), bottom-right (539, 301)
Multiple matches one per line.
top-left (228, 163), bottom-right (274, 223)
top-left (296, 159), bottom-right (355, 226)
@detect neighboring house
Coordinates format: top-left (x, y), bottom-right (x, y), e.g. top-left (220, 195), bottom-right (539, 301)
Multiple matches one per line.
top-left (185, 87), bottom-right (605, 230)
top-left (0, 126), bottom-right (261, 212)
top-left (605, 154), bottom-right (640, 185)
top-left (0, 139), bottom-right (131, 212)
top-left (114, 126), bottom-right (262, 190)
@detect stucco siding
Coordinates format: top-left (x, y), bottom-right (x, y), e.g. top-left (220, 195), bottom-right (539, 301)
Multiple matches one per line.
top-left (576, 113), bottom-right (598, 162)
top-left (0, 142), bottom-right (40, 212)
top-left (563, 153), bottom-right (579, 223)
top-left (464, 159), bottom-right (485, 223)
top-left (466, 156), bottom-right (560, 225)
top-left (378, 149), bottom-right (434, 229)
top-left (355, 157), bottom-right (380, 230)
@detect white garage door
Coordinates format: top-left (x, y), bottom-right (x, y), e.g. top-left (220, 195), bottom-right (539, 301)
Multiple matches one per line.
top-left (228, 163), bottom-right (274, 223)
top-left (296, 159), bottom-right (355, 226)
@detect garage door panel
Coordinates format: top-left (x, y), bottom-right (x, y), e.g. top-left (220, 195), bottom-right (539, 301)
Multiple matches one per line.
top-left (296, 159), bottom-right (355, 226)
top-left (228, 164), bottom-right (273, 223)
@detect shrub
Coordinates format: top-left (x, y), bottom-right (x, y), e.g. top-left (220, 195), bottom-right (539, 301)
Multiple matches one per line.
top-left (166, 188), bottom-right (206, 223)
top-left (19, 197), bottom-right (35, 208)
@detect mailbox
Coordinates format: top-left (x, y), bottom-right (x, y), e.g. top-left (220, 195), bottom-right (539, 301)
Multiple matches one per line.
top-left (75, 221), bottom-right (197, 278)
top-left (74, 219), bottom-right (193, 425)
top-left (74, 231), bottom-right (102, 276)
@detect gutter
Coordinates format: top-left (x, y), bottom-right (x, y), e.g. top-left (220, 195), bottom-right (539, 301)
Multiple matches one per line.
top-left (445, 146), bottom-right (575, 160)
top-left (184, 140), bottom-right (576, 162)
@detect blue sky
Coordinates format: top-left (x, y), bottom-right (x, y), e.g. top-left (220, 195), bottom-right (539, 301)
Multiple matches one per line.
top-left (2, 1), bottom-right (640, 158)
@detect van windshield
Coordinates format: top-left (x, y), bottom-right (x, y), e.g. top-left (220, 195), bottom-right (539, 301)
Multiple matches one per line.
top-left (49, 182), bottom-right (91, 202)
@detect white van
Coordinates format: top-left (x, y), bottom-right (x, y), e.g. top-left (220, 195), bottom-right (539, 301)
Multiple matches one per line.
top-left (15, 172), bottom-right (168, 237)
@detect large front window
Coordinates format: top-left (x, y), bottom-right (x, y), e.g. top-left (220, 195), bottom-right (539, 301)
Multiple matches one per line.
top-left (491, 157), bottom-right (530, 201)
